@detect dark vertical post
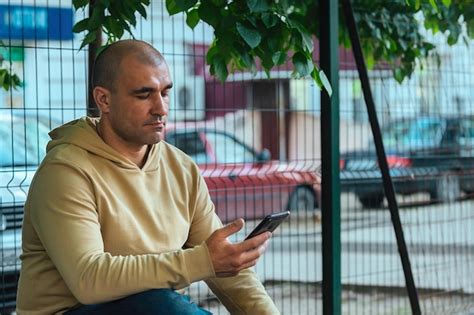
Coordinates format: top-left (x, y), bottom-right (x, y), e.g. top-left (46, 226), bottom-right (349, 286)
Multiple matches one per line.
top-left (320, 1), bottom-right (341, 315)
top-left (341, 1), bottom-right (421, 314)
top-left (87, 0), bottom-right (102, 117)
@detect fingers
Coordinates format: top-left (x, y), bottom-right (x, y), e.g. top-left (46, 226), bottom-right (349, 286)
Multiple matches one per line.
top-left (238, 231), bottom-right (272, 252)
top-left (217, 242), bottom-right (268, 277)
top-left (239, 240), bottom-right (270, 263)
top-left (217, 218), bottom-right (245, 239)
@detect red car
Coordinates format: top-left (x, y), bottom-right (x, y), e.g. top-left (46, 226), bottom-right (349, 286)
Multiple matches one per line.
top-left (165, 124), bottom-right (321, 222)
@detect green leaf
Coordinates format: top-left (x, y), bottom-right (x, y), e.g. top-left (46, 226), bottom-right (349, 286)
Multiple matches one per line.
top-left (428, 0), bottom-right (438, 12)
top-left (136, 3), bottom-right (147, 19)
top-left (394, 68), bottom-right (404, 83)
top-left (198, 2), bottom-right (219, 27)
top-left (311, 68), bottom-right (322, 89)
top-left (166, 0), bottom-right (180, 15)
top-left (72, 18), bottom-right (90, 33)
top-left (294, 23), bottom-right (313, 52)
top-left (186, 9), bottom-right (200, 29)
top-left (121, 0), bottom-right (137, 26)
top-left (292, 52), bottom-right (312, 77)
top-left (211, 57), bottom-right (228, 82)
top-left (405, 0), bottom-right (421, 10)
top-left (244, 55), bottom-right (256, 72)
top-left (0, 69), bottom-right (6, 89)
top-left (441, 0), bottom-right (451, 7)
top-left (104, 16), bottom-right (124, 38)
top-left (12, 74), bottom-right (22, 88)
top-left (317, 70), bottom-right (332, 96)
top-left (272, 51), bottom-right (286, 65)
top-left (206, 43), bottom-right (219, 64)
top-left (247, 0), bottom-right (269, 13)
top-left (80, 31), bottom-right (97, 50)
top-left (236, 23), bottom-right (261, 48)
top-left (72, 0), bottom-right (89, 10)
top-left (262, 13), bottom-right (278, 28)
top-left (166, 0), bottom-right (197, 15)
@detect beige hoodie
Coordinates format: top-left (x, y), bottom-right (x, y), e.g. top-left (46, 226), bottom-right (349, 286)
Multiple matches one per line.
top-left (17, 117), bottom-right (278, 314)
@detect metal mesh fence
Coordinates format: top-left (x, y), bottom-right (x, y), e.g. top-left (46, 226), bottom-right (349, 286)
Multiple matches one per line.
top-left (0, 1), bottom-right (473, 314)
top-left (338, 3), bottom-right (474, 314)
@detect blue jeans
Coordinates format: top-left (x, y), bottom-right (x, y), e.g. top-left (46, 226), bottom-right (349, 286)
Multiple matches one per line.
top-left (65, 289), bottom-right (212, 315)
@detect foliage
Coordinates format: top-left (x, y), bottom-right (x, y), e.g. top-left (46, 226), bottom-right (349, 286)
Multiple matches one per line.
top-left (347, 0), bottom-right (474, 82)
top-left (4, 0), bottom-right (474, 91)
top-left (0, 41), bottom-right (22, 91)
top-left (160, 0), bottom-right (474, 84)
top-left (72, 0), bottom-right (150, 52)
top-left (166, 0), bottom-right (332, 92)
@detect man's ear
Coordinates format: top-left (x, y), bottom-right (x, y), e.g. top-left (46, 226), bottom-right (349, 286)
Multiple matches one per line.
top-left (93, 86), bottom-right (112, 113)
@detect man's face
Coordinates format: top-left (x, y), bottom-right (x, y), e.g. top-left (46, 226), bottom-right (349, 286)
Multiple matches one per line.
top-left (106, 55), bottom-right (172, 147)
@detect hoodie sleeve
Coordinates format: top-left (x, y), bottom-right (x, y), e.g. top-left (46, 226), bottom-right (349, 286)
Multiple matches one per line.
top-left (28, 161), bottom-right (215, 304)
top-left (186, 172), bottom-right (280, 315)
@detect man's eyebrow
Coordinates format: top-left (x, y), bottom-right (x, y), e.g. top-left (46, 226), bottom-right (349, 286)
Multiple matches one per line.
top-left (131, 87), bottom-right (156, 94)
top-left (131, 83), bottom-right (173, 94)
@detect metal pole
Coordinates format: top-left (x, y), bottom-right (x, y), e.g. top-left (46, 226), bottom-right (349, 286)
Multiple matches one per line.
top-left (341, 1), bottom-right (421, 314)
top-left (87, 0), bottom-right (102, 117)
top-left (320, 1), bottom-right (341, 314)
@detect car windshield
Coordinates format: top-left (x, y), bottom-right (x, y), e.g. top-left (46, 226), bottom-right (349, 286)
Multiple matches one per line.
top-left (205, 132), bottom-right (256, 164)
top-left (382, 118), bottom-right (444, 148)
top-left (0, 116), bottom-right (52, 167)
top-left (167, 129), bottom-right (256, 164)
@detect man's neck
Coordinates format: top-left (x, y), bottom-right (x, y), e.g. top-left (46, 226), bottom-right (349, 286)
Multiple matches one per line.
top-left (96, 122), bottom-right (150, 168)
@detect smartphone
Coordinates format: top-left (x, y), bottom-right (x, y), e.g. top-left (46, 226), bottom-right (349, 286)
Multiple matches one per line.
top-left (245, 211), bottom-right (291, 240)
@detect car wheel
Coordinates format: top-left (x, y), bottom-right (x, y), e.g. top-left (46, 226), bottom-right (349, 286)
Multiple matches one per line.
top-left (288, 186), bottom-right (316, 212)
top-left (430, 174), bottom-right (460, 203)
top-left (358, 193), bottom-right (384, 208)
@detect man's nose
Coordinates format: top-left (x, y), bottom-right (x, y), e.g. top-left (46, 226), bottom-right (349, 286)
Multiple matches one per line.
top-left (151, 95), bottom-right (168, 116)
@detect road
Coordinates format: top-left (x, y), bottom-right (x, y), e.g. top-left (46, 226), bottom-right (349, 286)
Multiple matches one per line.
top-left (253, 194), bottom-right (474, 292)
top-left (190, 194), bottom-right (474, 314)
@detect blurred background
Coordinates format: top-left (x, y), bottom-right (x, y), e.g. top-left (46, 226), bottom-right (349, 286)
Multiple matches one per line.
top-left (1, 1), bottom-right (473, 314)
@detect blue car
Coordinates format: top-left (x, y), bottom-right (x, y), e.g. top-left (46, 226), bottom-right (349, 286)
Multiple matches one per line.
top-left (340, 116), bottom-right (474, 208)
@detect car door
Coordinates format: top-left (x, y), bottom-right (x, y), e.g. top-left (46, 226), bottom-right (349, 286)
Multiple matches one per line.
top-left (199, 130), bottom-right (276, 222)
top-left (459, 117), bottom-right (474, 192)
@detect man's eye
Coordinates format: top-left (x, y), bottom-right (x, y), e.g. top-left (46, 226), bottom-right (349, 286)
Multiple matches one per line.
top-left (137, 93), bottom-right (150, 99)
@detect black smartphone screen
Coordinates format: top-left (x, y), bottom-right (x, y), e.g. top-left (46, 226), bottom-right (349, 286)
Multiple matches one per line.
top-left (245, 211), bottom-right (290, 240)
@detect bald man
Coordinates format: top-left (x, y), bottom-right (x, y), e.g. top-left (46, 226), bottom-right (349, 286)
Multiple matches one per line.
top-left (17, 40), bottom-right (279, 314)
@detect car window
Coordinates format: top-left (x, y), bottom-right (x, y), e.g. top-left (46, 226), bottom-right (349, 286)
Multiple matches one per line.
top-left (0, 117), bottom-right (51, 167)
top-left (383, 118), bottom-right (444, 148)
top-left (459, 118), bottom-right (474, 146)
top-left (205, 132), bottom-right (255, 164)
top-left (166, 131), bottom-right (210, 164)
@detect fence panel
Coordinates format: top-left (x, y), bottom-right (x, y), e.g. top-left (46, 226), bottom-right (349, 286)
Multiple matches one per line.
top-left (339, 4), bottom-right (474, 314)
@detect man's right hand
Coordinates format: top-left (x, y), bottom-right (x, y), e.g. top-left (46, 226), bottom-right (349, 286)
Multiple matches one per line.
top-left (206, 218), bottom-right (271, 277)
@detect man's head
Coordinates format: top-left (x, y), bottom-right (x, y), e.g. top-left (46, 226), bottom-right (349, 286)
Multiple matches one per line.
top-left (92, 40), bottom-right (173, 147)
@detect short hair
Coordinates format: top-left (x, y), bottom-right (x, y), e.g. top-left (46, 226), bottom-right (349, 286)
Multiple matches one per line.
top-left (92, 40), bottom-right (165, 91)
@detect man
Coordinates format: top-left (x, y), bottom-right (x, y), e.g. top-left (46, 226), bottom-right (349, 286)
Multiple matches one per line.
top-left (17, 40), bottom-right (279, 314)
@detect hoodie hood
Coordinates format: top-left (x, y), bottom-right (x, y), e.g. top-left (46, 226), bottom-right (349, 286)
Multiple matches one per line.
top-left (47, 116), bottom-right (160, 170)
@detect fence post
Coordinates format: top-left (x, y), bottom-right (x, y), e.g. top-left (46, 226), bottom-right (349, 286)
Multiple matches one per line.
top-left (320, 1), bottom-right (341, 314)
top-left (87, 0), bottom-right (102, 117)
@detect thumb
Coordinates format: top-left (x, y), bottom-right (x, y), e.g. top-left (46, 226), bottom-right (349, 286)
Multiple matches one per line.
top-left (219, 218), bottom-right (244, 238)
